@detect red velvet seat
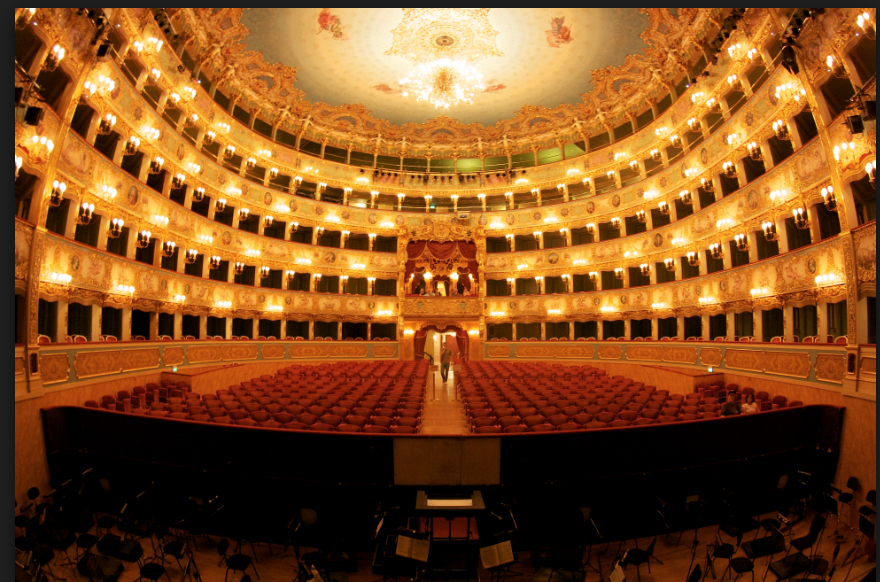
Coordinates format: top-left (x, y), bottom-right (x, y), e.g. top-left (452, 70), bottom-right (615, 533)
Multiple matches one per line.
top-left (583, 421), bottom-right (607, 430)
top-left (503, 425), bottom-right (529, 433)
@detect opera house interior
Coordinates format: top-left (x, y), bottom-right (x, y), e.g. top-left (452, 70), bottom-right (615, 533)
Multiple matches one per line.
top-left (14, 7), bottom-right (878, 582)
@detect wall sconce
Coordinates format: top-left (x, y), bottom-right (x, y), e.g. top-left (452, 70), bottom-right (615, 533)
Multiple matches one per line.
top-left (709, 243), bottom-right (724, 260)
top-left (341, 230), bottom-right (350, 245)
top-left (671, 237), bottom-right (687, 246)
top-left (722, 161), bottom-right (737, 178)
top-left (614, 267), bottom-right (624, 280)
top-left (209, 255), bottom-right (222, 270)
top-left (116, 284), bottom-right (135, 295)
top-left (424, 194), bottom-right (433, 211)
top-left (761, 220), bottom-right (778, 242)
top-left (161, 241), bottom-right (176, 258)
top-left (639, 263), bottom-right (650, 277)
top-left (772, 119), bottom-right (790, 140)
top-left (202, 130), bottom-right (216, 146)
top-left (856, 11), bottom-right (873, 33)
top-left (517, 263), bottom-right (528, 271)
top-left (239, 208), bottom-right (249, 222)
top-left (468, 329), bottom-right (480, 337)
top-left (450, 194), bottom-right (459, 212)
top-left (585, 222), bottom-right (596, 235)
top-left (867, 161), bottom-right (876, 186)
top-left (769, 189), bottom-right (788, 204)
top-left (233, 262), bottom-right (246, 276)
top-left (245, 249), bottom-right (261, 258)
top-left (505, 233), bottom-right (514, 250)
top-left (600, 306), bottom-right (616, 313)
top-left (96, 113), bottom-right (117, 135)
top-left (635, 210), bottom-right (646, 223)
top-left (651, 302), bottom-right (667, 310)
top-left (747, 142), bottom-right (763, 161)
top-left (191, 187), bottom-right (205, 203)
top-left (224, 145), bottom-right (236, 159)
top-left (814, 273), bottom-right (839, 286)
top-left (260, 265), bottom-right (270, 279)
top-left (688, 117), bottom-right (700, 132)
top-left (184, 248), bottom-right (198, 264)
top-left (727, 73), bottom-right (741, 89)
top-left (106, 217), bottom-right (124, 239)
top-left (76, 202), bottom-right (95, 225)
top-left (16, 8), bottom-right (36, 29)
top-left (820, 186), bottom-right (837, 211)
top-left (215, 198), bottom-right (227, 213)
top-left (792, 207), bottom-right (810, 229)
top-left (263, 215), bottom-right (274, 228)
top-left (734, 233), bottom-right (749, 252)
top-left (15, 155), bottom-right (23, 179)
top-left (217, 300), bottom-right (232, 310)
top-left (750, 287), bottom-right (770, 298)
top-left (285, 270), bottom-right (297, 286)
top-left (315, 226), bottom-right (325, 237)
top-left (136, 230), bottom-right (152, 249)
top-left (489, 311), bottom-right (507, 317)
top-left (606, 170), bottom-right (616, 180)
top-left (395, 192), bottom-right (405, 211)
top-left (664, 257), bottom-right (676, 272)
top-left (669, 134), bottom-right (682, 148)
top-left (561, 273), bottom-right (570, 292)
top-left (148, 156), bottom-right (164, 174)
top-left (184, 113), bottom-right (199, 128)
top-left (403, 329), bottom-right (415, 336)
top-left (655, 126), bottom-right (669, 137)
top-left (698, 297), bottom-right (716, 305)
top-left (657, 201), bottom-right (669, 215)
top-left (171, 173), bottom-right (185, 189)
top-left (289, 221), bottom-right (299, 234)
top-left (774, 82), bottom-right (806, 103)
top-left (246, 156), bottom-right (256, 170)
top-left (679, 190), bottom-right (692, 205)
top-left (700, 176), bottom-right (714, 193)
top-left (215, 122), bottom-right (231, 135)
top-left (687, 251), bottom-right (699, 266)
top-left (145, 68), bottom-right (161, 85)
top-left (588, 271), bottom-right (598, 283)
top-left (533, 231), bottom-right (542, 242)
top-left (422, 271), bottom-right (432, 282)
top-left (49, 272), bottom-right (72, 285)
top-left (49, 180), bottom-right (66, 207)
top-left (650, 149), bottom-right (661, 162)
top-left (316, 183), bottom-right (327, 196)
top-left (44, 44), bottom-right (66, 71)
top-left (123, 136), bottom-right (141, 156)
top-left (610, 217), bottom-right (621, 229)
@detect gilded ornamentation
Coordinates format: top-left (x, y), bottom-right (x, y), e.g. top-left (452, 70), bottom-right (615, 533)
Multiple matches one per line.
top-left (289, 344), bottom-right (369, 359)
top-left (372, 344), bottom-right (398, 358)
top-left (163, 347), bottom-right (184, 366)
top-left (763, 351), bottom-right (811, 378)
top-left (15, 357), bottom-right (25, 376)
top-left (403, 297), bottom-right (481, 317)
top-left (598, 345), bottom-right (623, 360)
top-left (626, 346), bottom-right (663, 361)
top-left (814, 354), bottom-right (846, 383)
top-left (74, 350), bottom-right (123, 379)
top-left (725, 349), bottom-right (764, 372)
top-left (262, 344), bottom-right (286, 359)
top-left (40, 354), bottom-right (70, 384)
top-left (119, 348), bottom-right (161, 372)
top-left (852, 222), bottom-right (876, 284)
top-left (700, 347), bottom-right (722, 367)
top-left (386, 9), bottom-right (502, 64)
top-left (859, 356), bottom-right (875, 376)
top-left (486, 344), bottom-right (512, 358)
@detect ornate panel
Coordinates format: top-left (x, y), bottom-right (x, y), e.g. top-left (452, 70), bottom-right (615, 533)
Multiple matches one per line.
top-left (598, 345), bottom-right (623, 360)
top-left (626, 346), bottom-right (663, 361)
top-left (859, 356), bottom-right (875, 376)
top-left (119, 348), bottom-right (161, 372)
top-left (699, 347), bottom-right (722, 367)
top-left (186, 345), bottom-right (223, 364)
top-left (74, 350), bottom-right (123, 379)
top-left (372, 344), bottom-right (398, 358)
top-left (163, 347), bottom-right (184, 366)
top-left (853, 223), bottom-right (876, 284)
top-left (485, 344), bottom-right (512, 359)
top-left (662, 346), bottom-right (698, 365)
top-left (513, 345), bottom-right (556, 359)
top-left (262, 344), bottom-right (287, 359)
top-left (15, 357), bottom-right (25, 377)
top-left (288, 344), bottom-right (369, 359)
top-left (815, 354), bottom-right (846, 384)
top-left (403, 297), bottom-right (481, 317)
top-left (763, 351), bottom-right (811, 379)
top-left (725, 349), bottom-right (764, 372)
top-left (554, 344), bottom-right (595, 359)
top-left (223, 345), bottom-right (260, 361)
top-left (40, 354), bottom-right (70, 384)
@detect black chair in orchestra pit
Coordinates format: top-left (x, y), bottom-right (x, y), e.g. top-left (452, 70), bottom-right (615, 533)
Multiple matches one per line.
top-left (218, 538), bottom-right (259, 581)
top-left (624, 537), bottom-right (656, 582)
top-left (783, 513), bottom-right (826, 560)
top-left (713, 531), bottom-right (743, 581)
top-left (134, 554), bottom-right (172, 582)
top-left (727, 556), bottom-right (755, 582)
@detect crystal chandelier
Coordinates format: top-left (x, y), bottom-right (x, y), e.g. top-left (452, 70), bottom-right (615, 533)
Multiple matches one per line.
top-left (399, 59), bottom-right (485, 109)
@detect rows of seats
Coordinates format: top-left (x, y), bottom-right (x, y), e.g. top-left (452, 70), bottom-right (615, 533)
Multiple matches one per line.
top-left (83, 361), bottom-right (429, 434)
top-left (457, 361), bottom-right (806, 433)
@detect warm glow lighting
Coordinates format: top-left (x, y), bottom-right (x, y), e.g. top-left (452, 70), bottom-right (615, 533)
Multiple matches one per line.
top-left (651, 303), bottom-right (667, 310)
top-left (600, 306), bottom-right (616, 313)
top-left (49, 272), bottom-right (72, 284)
top-left (547, 309), bottom-right (561, 315)
top-left (490, 311), bottom-right (506, 317)
top-left (814, 273), bottom-right (838, 286)
top-left (399, 59), bottom-right (485, 109)
top-left (403, 329), bottom-right (415, 336)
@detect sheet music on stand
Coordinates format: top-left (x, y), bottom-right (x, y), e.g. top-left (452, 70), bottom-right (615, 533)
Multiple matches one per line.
top-left (395, 535), bottom-right (430, 563)
top-left (479, 540), bottom-right (515, 569)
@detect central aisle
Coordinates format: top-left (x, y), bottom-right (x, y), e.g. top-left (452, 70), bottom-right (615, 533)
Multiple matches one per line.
top-left (420, 371), bottom-right (469, 434)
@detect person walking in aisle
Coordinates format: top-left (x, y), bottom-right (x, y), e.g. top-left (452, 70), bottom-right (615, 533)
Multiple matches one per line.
top-left (440, 344), bottom-right (453, 383)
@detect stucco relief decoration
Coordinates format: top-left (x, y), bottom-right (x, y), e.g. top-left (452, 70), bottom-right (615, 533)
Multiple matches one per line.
top-left (699, 347), bottom-right (722, 367)
top-left (119, 348), bottom-right (161, 372)
top-left (853, 223), bottom-right (876, 283)
top-left (372, 344), bottom-right (398, 358)
top-left (74, 350), bottom-right (124, 379)
top-left (162, 347), bottom-right (185, 366)
top-left (262, 344), bottom-right (286, 359)
top-left (598, 345), bottom-right (623, 360)
top-left (40, 354), bottom-right (70, 384)
top-left (814, 354), bottom-right (846, 383)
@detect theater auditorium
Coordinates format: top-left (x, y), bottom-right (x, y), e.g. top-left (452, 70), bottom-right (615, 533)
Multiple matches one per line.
top-left (14, 8), bottom-right (876, 582)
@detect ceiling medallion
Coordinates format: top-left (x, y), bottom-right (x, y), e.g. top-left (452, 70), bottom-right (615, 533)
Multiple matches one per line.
top-left (388, 8), bottom-right (501, 110)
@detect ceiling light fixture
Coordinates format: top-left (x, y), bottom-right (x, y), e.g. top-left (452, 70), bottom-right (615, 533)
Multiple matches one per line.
top-left (398, 58), bottom-right (485, 110)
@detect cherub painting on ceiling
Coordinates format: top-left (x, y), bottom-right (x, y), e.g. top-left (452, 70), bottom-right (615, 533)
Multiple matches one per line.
top-left (374, 83), bottom-right (402, 95)
top-left (546, 17), bottom-right (573, 48)
top-left (317, 9), bottom-right (347, 41)
top-left (482, 79), bottom-right (506, 93)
